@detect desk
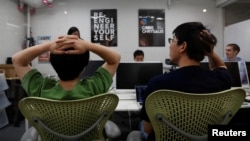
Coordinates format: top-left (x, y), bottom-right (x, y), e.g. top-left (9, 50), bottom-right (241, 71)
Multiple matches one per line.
top-left (0, 64), bottom-right (18, 79)
top-left (109, 91), bottom-right (142, 134)
top-left (5, 77), bottom-right (27, 127)
top-left (241, 102), bottom-right (250, 108)
top-left (114, 92), bottom-right (141, 111)
top-left (116, 99), bottom-right (141, 111)
top-left (114, 91), bottom-right (250, 111)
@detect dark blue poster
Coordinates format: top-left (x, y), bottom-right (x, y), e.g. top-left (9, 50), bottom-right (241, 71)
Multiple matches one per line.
top-left (91, 9), bottom-right (117, 47)
top-left (139, 9), bottom-right (165, 47)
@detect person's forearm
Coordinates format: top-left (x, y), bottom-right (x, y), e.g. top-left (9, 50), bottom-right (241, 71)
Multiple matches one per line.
top-left (86, 42), bottom-right (120, 65)
top-left (207, 52), bottom-right (226, 69)
top-left (12, 42), bottom-right (51, 67)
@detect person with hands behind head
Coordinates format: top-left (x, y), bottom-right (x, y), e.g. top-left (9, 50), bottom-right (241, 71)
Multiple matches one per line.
top-left (139, 22), bottom-right (232, 141)
top-left (67, 26), bottom-right (81, 38)
top-left (12, 34), bottom-right (120, 99)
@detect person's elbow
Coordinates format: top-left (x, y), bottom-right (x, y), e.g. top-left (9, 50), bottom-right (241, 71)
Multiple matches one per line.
top-left (12, 54), bottom-right (18, 66)
top-left (114, 52), bottom-right (121, 64)
top-left (109, 52), bottom-right (121, 66)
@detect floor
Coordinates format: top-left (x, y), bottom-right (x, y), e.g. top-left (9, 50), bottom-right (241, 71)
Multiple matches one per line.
top-left (0, 119), bottom-right (25, 141)
top-left (0, 118), bottom-right (129, 141)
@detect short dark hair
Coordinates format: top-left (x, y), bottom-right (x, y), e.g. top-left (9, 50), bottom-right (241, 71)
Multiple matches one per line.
top-left (133, 50), bottom-right (144, 58)
top-left (67, 26), bottom-right (80, 35)
top-left (50, 49), bottom-right (89, 81)
top-left (227, 43), bottom-right (240, 53)
top-left (173, 22), bottom-right (217, 62)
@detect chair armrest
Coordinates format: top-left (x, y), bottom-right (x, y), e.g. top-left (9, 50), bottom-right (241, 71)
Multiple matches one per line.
top-left (156, 114), bottom-right (207, 141)
top-left (221, 111), bottom-right (233, 124)
top-left (104, 120), bottom-right (121, 138)
top-left (32, 112), bottom-right (107, 141)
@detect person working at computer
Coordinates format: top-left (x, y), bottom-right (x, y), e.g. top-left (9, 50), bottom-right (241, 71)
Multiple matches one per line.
top-left (134, 49), bottom-right (144, 62)
top-left (223, 43), bottom-right (248, 85)
top-left (139, 22), bottom-right (233, 141)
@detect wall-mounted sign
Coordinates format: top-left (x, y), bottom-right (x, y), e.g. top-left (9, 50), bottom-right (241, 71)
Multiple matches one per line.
top-left (91, 9), bottom-right (117, 47)
top-left (139, 9), bottom-right (165, 47)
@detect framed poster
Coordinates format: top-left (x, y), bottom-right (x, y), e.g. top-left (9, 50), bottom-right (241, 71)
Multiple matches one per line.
top-left (37, 36), bottom-right (51, 63)
top-left (91, 9), bottom-right (117, 47)
top-left (138, 9), bottom-right (165, 47)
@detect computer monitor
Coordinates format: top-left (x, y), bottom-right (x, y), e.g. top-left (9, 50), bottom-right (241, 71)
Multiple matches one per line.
top-left (225, 62), bottom-right (242, 87)
top-left (80, 60), bottom-right (105, 78)
top-left (116, 62), bottom-right (163, 89)
top-left (200, 62), bottom-right (242, 87)
top-left (200, 62), bottom-right (210, 70)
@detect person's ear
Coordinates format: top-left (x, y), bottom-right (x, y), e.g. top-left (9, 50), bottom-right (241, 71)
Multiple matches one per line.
top-left (179, 42), bottom-right (187, 53)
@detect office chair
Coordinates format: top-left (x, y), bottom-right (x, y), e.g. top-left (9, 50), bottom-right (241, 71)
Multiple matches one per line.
top-left (127, 88), bottom-right (246, 141)
top-left (19, 93), bottom-right (119, 141)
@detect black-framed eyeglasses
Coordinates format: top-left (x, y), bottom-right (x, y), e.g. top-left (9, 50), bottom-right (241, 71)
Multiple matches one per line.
top-left (168, 38), bottom-right (178, 44)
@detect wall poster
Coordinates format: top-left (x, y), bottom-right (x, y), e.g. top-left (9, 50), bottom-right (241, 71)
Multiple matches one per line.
top-left (138, 9), bottom-right (165, 47)
top-left (91, 9), bottom-right (117, 47)
top-left (37, 36), bottom-right (51, 63)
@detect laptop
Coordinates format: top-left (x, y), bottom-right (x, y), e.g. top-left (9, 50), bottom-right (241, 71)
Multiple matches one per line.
top-left (240, 62), bottom-right (250, 89)
top-left (135, 85), bottom-right (147, 106)
top-left (244, 62), bottom-right (250, 92)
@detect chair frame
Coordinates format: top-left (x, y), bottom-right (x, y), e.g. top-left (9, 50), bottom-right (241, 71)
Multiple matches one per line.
top-left (19, 93), bottom-right (119, 141)
top-left (145, 88), bottom-right (246, 141)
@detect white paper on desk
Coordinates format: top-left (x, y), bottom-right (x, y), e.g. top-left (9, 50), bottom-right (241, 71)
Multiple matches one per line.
top-left (0, 91), bottom-right (11, 110)
top-left (0, 73), bottom-right (8, 91)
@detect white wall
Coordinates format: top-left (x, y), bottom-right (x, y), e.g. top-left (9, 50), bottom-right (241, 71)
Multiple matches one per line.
top-left (0, 0), bottom-right (26, 63)
top-left (1, 0), bottom-right (224, 76)
top-left (224, 19), bottom-right (250, 61)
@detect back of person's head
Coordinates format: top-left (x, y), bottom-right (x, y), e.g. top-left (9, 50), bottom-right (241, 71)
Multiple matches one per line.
top-left (227, 43), bottom-right (240, 53)
top-left (50, 48), bottom-right (89, 81)
top-left (67, 26), bottom-right (81, 38)
top-left (173, 22), bottom-right (217, 62)
top-left (133, 50), bottom-right (144, 61)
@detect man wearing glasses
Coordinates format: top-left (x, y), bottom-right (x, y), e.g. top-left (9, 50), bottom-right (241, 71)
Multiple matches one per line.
top-left (139, 22), bottom-right (233, 141)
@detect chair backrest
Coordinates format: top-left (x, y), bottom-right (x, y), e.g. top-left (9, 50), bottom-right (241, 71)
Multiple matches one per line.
top-left (19, 93), bottom-right (119, 141)
top-left (145, 88), bottom-right (246, 141)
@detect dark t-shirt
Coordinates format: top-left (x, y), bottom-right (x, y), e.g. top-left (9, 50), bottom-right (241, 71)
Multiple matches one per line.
top-left (141, 66), bottom-right (232, 141)
top-left (141, 66), bottom-right (232, 122)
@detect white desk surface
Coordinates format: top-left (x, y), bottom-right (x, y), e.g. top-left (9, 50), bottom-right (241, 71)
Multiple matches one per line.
top-left (113, 91), bottom-right (141, 111)
top-left (114, 90), bottom-right (250, 111)
top-left (116, 99), bottom-right (141, 111)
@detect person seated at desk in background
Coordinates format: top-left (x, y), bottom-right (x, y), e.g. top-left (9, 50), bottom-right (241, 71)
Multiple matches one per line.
top-left (139, 22), bottom-right (233, 141)
top-left (223, 43), bottom-right (248, 85)
top-left (134, 49), bottom-right (144, 62)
